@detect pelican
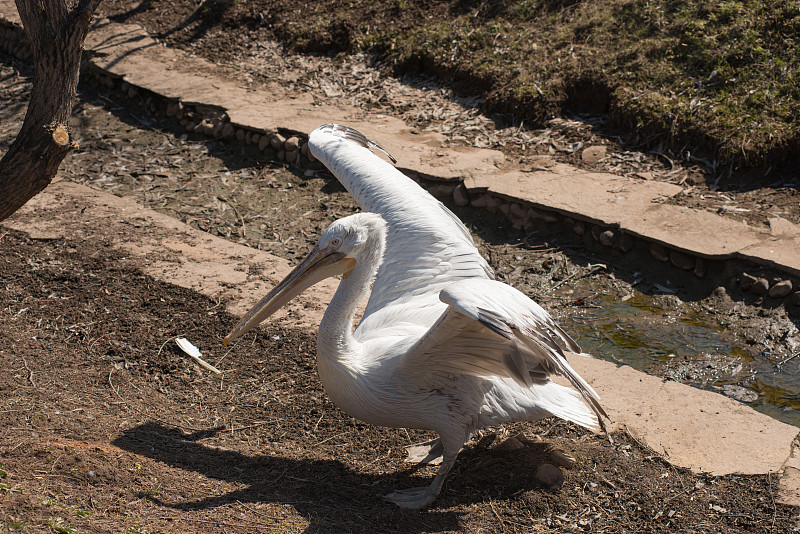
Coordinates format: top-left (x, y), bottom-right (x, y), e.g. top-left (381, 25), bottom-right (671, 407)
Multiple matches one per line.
top-left (225, 124), bottom-right (607, 509)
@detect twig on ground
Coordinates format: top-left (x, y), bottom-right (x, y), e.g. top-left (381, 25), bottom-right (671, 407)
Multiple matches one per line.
top-left (22, 357), bottom-right (35, 388)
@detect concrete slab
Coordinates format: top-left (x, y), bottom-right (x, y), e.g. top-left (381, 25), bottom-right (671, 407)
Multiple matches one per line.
top-left (5, 181), bottom-right (799, 504)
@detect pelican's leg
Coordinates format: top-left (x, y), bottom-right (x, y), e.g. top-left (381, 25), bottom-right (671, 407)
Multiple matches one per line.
top-left (384, 449), bottom-right (457, 509)
top-left (404, 438), bottom-right (443, 465)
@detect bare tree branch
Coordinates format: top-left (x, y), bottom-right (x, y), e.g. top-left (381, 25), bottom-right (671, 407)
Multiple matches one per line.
top-left (0, 0), bottom-right (103, 222)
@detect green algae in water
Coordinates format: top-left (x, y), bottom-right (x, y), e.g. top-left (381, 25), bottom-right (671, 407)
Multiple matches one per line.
top-left (565, 293), bottom-right (800, 427)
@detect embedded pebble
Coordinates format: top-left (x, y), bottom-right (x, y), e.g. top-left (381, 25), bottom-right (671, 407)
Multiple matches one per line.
top-left (285, 136), bottom-right (300, 152)
top-left (769, 279), bottom-right (793, 298)
top-left (650, 243), bottom-right (669, 262)
top-left (669, 250), bottom-right (695, 271)
top-left (572, 221), bottom-right (585, 236)
top-left (453, 184), bottom-right (470, 206)
top-left (509, 203), bottom-right (527, 221)
top-left (618, 233), bottom-right (634, 252)
top-left (581, 145), bottom-right (607, 164)
top-left (493, 436), bottom-right (525, 453)
top-left (750, 278), bottom-right (769, 295)
top-left (694, 258), bottom-right (706, 279)
top-left (739, 273), bottom-right (757, 290)
top-left (271, 133), bottom-right (286, 151)
top-left (599, 230), bottom-right (615, 247)
top-left (534, 463), bottom-right (564, 491)
top-left (791, 292), bottom-right (800, 306)
top-left (549, 449), bottom-right (576, 469)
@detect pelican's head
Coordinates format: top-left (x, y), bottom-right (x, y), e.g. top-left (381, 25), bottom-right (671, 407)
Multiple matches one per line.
top-left (224, 213), bottom-right (386, 344)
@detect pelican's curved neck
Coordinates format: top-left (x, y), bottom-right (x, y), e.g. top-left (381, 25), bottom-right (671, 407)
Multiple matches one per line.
top-left (317, 227), bottom-right (384, 362)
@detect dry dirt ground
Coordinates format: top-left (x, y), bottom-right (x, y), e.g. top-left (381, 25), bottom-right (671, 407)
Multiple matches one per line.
top-left (1, 16), bottom-right (800, 534)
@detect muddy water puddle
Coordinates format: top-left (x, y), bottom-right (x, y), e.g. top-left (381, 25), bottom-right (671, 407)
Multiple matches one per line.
top-left (567, 291), bottom-right (800, 426)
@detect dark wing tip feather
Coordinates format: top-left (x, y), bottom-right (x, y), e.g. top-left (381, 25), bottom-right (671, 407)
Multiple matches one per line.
top-left (316, 123), bottom-right (397, 164)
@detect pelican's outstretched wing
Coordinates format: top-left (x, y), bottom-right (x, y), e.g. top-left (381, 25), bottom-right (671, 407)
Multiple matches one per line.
top-left (395, 278), bottom-right (607, 430)
top-left (308, 124), bottom-right (493, 319)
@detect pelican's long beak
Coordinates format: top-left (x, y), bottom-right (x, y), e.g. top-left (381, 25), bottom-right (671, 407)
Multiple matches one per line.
top-left (224, 246), bottom-right (355, 344)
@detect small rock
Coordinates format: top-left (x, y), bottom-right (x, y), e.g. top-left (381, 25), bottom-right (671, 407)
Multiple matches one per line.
top-left (791, 292), bottom-right (800, 306)
top-left (200, 120), bottom-right (215, 137)
top-left (534, 464), bottom-right (564, 491)
top-left (183, 121), bottom-right (196, 132)
top-left (493, 436), bottom-right (525, 453)
top-left (251, 133), bottom-right (260, 147)
top-left (509, 203), bottom-right (527, 220)
top-left (285, 136), bottom-right (300, 152)
top-left (271, 133), bottom-right (286, 151)
top-left (471, 193), bottom-right (498, 210)
top-left (572, 221), bottom-right (585, 236)
top-left (300, 142), bottom-right (309, 156)
top-left (285, 149), bottom-right (298, 163)
top-left (258, 135), bottom-right (271, 152)
top-left (212, 121), bottom-right (225, 138)
top-left (581, 145), bottom-right (607, 164)
top-left (749, 278), bottom-right (769, 295)
top-left (769, 279), bottom-right (793, 298)
top-left (669, 250), bottom-right (695, 271)
top-left (541, 211), bottom-right (559, 223)
top-left (650, 243), bottom-right (669, 262)
top-left (618, 233), bottom-right (635, 252)
top-left (453, 184), bottom-right (470, 206)
top-left (245, 131), bottom-right (253, 145)
top-left (277, 150), bottom-right (285, 161)
top-left (722, 384), bottom-right (758, 403)
top-left (235, 128), bottom-right (246, 142)
top-left (549, 449), bottom-right (576, 469)
top-left (599, 230), bottom-right (615, 247)
top-left (165, 102), bottom-right (179, 117)
top-left (221, 123), bottom-right (236, 140)
top-left (694, 258), bottom-right (706, 279)
top-left (738, 273), bottom-right (757, 290)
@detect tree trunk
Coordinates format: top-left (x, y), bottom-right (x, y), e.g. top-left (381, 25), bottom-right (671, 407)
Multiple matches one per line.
top-left (0, 0), bottom-right (102, 222)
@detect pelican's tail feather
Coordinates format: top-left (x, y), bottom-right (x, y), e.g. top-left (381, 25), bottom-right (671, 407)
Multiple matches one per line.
top-left (532, 381), bottom-right (602, 432)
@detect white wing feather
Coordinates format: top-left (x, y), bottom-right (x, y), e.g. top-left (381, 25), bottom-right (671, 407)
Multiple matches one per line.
top-left (396, 279), bottom-right (607, 429)
top-left (308, 124), bottom-right (493, 320)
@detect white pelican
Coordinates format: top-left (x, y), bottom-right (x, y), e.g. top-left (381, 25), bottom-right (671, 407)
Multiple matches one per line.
top-left (225, 124), bottom-right (607, 509)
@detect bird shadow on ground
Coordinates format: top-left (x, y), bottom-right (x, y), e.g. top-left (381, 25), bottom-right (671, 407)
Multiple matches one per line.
top-left (112, 422), bottom-right (464, 532)
top-left (112, 421), bottom-right (564, 532)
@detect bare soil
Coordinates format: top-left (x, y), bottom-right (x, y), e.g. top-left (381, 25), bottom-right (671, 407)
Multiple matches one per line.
top-left (1, 14), bottom-right (800, 534)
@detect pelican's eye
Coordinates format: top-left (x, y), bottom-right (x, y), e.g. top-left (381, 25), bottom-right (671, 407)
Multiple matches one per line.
top-left (330, 237), bottom-right (342, 247)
